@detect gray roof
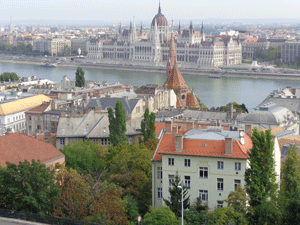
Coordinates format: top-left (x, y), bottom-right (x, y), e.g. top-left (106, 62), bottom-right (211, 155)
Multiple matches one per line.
top-left (184, 127), bottom-right (241, 141)
top-left (155, 109), bottom-right (185, 120)
top-left (57, 110), bottom-right (140, 138)
top-left (257, 97), bottom-right (300, 113)
top-left (183, 110), bottom-right (228, 121)
top-left (84, 97), bottom-right (139, 116)
top-left (241, 104), bottom-right (293, 126)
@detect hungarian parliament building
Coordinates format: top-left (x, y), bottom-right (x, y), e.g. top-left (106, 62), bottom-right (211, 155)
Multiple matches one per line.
top-left (87, 4), bottom-right (242, 68)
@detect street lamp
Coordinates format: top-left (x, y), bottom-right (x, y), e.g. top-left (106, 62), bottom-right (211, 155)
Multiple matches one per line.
top-left (177, 185), bottom-right (184, 225)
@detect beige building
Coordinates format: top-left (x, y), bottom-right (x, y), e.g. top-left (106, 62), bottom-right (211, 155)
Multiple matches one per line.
top-left (33, 38), bottom-right (71, 56)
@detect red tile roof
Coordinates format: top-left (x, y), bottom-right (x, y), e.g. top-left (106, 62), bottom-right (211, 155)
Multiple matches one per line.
top-left (155, 123), bottom-right (165, 135)
top-left (152, 133), bottom-right (252, 161)
top-left (0, 133), bottom-right (64, 167)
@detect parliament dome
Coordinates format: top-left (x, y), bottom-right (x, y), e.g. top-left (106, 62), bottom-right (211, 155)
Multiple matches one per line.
top-left (151, 4), bottom-right (168, 27)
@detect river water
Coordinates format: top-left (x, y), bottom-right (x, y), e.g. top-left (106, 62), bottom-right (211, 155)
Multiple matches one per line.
top-left (1, 62), bottom-right (300, 110)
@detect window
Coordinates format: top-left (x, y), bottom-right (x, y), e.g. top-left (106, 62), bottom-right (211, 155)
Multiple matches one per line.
top-left (185, 176), bottom-right (191, 188)
top-left (217, 201), bottom-right (223, 208)
top-left (199, 167), bottom-right (208, 178)
top-left (29, 116), bottom-right (31, 121)
top-left (168, 175), bottom-right (174, 187)
top-left (217, 178), bottom-right (224, 191)
top-left (184, 159), bottom-right (191, 167)
top-left (168, 158), bottom-right (174, 166)
top-left (217, 161), bottom-right (224, 170)
top-left (7, 118), bottom-right (10, 123)
top-left (235, 162), bottom-right (241, 171)
top-left (60, 138), bottom-right (65, 146)
top-left (199, 190), bottom-right (208, 203)
top-left (158, 188), bottom-right (162, 199)
top-left (157, 167), bottom-right (162, 179)
top-left (29, 125), bottom-right (31, 131)
top-left (234, 179), bottom-right (241, 191)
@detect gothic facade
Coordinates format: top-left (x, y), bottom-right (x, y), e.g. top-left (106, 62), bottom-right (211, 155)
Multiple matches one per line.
top-left (87, 4), bottom-right (242, 68)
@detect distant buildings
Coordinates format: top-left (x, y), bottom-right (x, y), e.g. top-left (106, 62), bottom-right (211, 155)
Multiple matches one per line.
top-left (86, 4), bottom-right (242, 68)
top-left (281, 39), bottom-right (300, 64)
top-left (33, 38), bottom-right (71, 56)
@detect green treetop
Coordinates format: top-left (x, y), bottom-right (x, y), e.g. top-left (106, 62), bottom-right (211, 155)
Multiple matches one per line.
top-left (75, 67), bottom-right (85, 87)
top-left (141, 107), bottom-right (156, 143)
top-left (280, 144), bottom-right (300, 225)
top-left (244, 128), bottom-right (280, 224)
top-left (0, 159), bottom-right (61, 215)
top-left (108, 100), bottom-right (127, 146)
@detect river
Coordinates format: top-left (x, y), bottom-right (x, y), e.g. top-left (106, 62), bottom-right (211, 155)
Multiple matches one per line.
top-left (1, 62), bottom-right (300, 110)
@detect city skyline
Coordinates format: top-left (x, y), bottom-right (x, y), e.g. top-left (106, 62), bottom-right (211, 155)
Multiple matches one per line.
top-left (1, 0), bottom-right (300, 24)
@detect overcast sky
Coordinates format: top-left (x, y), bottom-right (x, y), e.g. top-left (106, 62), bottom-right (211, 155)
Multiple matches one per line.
top-left (1, 0), bottom-right (300, 23)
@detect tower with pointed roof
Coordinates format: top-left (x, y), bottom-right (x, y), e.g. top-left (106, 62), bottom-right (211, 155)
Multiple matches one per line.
top-left (164, 34), bottom-right (200, 108)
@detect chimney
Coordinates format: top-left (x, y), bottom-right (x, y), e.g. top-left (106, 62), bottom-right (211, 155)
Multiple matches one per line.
top-left (172, 126), bottom-right (178, 137)
top-left (187, 121), bottom-right (194, 131)
top-left (175, 134), bottom-right (183, 152)
top-left (79, 111), bottom-right (84, 116)
top-left (71, 112), bottom-right (77, 116)
top-left (60, 112), bottom-right (66, 116)
top-left (165, 120), bottom-right (172, 133)
top-left (51, 101), bottom-right (57, 110)
top-left (225, 137), bottom-right (233, 155)
top-left (245, 124), bottom-right (252, 137)
top-left (95, 107), bottom-right (101, 112)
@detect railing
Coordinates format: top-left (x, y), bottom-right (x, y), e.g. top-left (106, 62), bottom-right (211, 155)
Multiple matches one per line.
top-left (0, 208), bottom-right (100, 225)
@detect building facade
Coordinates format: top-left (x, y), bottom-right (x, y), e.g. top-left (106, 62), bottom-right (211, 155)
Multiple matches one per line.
top-left (87, 4), bottom-right (242, 68)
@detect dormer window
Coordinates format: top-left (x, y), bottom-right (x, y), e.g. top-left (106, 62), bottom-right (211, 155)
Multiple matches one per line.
top-left (203, 143), bottom-right (207, 147)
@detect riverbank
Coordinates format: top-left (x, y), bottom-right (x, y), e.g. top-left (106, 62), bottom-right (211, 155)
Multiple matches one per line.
top-left (1, 57), bottom-right (300, 80)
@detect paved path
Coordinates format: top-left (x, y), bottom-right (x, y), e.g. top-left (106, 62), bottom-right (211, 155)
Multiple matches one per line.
top-left (0, 217), bottom-right (47, 225)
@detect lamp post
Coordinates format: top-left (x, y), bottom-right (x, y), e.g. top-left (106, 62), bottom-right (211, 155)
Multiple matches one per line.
top-left (178, 185), bottom-right (183, 225)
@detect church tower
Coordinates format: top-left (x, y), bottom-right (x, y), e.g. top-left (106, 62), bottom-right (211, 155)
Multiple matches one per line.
top-left (164, 33), bottom-right (200, 108)
top-left (166, 32), bottom-right (176, 78)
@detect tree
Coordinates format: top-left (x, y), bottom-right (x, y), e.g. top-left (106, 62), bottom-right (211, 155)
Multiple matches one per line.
top-left (244, 128), bottom-right (279, 223)
top-left (75, 67), bottom-right (85, 87)
top-left (206, 207), bottom-right (248, 225)
top-left (53, 168), bottom-right (90, 220)
top-left (106, 143), bottom-right (153, 215)
top-left (280, 144), bottom-right (300, 225)
top-left (141, 108), bottom-right (156, 143)
top-left (164, 171), bottom-right (190, 217)
top-left (142, 206), bottom-right (181, 225)
top-left (0, 159), bottom-right (60, 215)
top-left (108, 100), bottom-right (127, 146)
top-left (225, 184), bottom-right (247, 214)
top-left (60, 140), bottom-right (106, 175)
top-left (184, 197), bottom-right (207, 225)
top-left (0, 72), bottom-right (19, 82)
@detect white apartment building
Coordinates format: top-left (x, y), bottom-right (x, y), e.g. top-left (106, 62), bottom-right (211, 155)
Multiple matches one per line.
top-left (152, 121), bottom-right (281, 210)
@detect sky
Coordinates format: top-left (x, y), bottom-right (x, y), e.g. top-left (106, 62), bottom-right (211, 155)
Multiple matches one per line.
top-left (0, 0), bottom-right (300, 24)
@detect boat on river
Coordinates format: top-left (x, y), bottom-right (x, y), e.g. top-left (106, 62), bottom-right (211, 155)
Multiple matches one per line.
top-left (209, 70), bottom-right (227, 78)
top-left (41, 62), bottom-right (57, 68)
